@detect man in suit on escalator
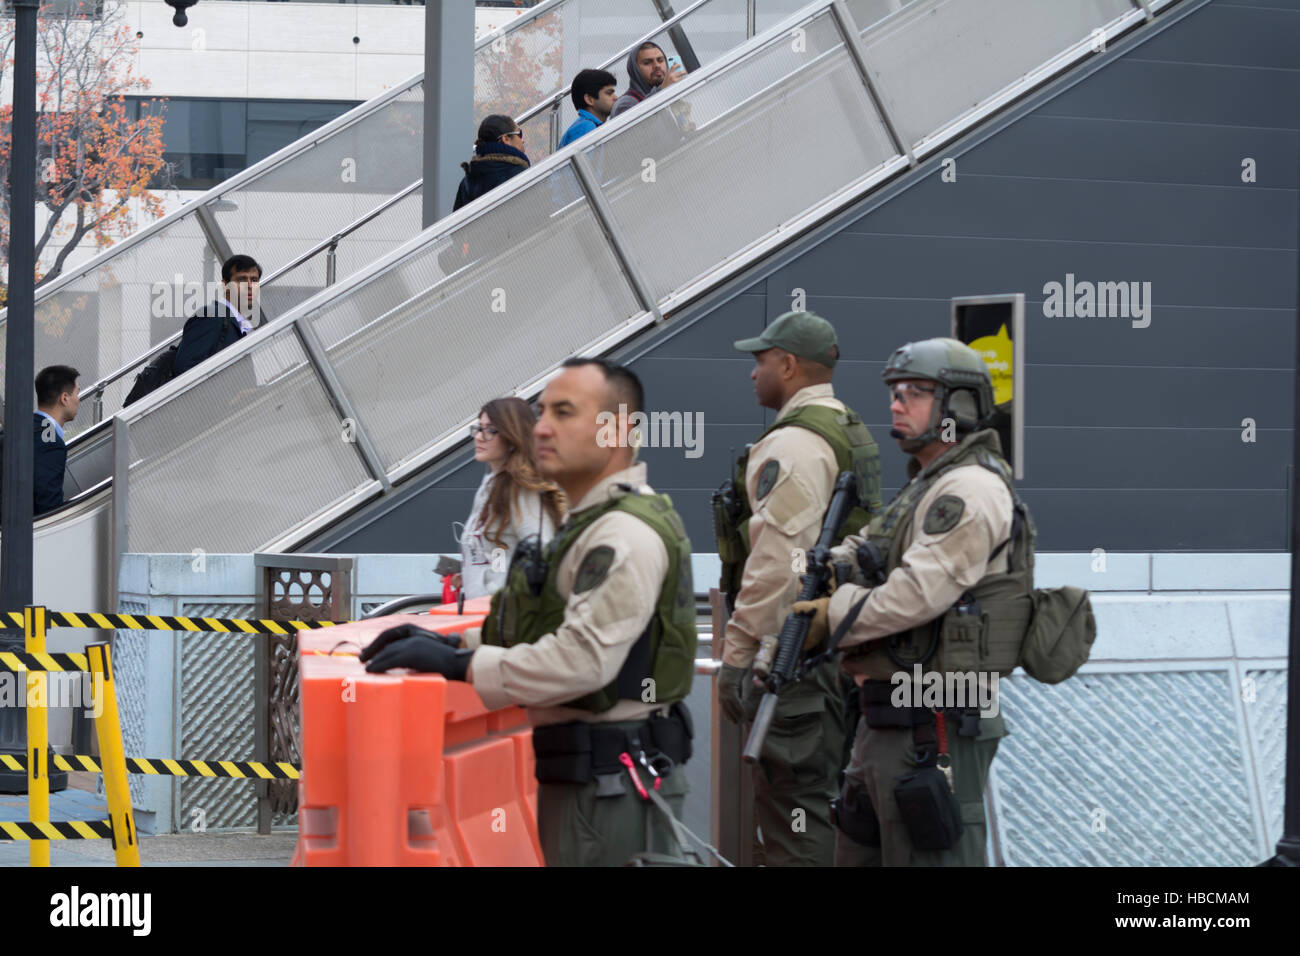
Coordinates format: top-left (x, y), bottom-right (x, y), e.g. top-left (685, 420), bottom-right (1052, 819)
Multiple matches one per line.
top-left (33, 364), bottom-right (80, 516)
top-left (172, 254), bottom-right (263, 377)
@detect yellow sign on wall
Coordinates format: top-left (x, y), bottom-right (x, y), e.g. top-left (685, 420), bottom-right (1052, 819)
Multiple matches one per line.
top-left (969, 323), bottom-right (1014, 406)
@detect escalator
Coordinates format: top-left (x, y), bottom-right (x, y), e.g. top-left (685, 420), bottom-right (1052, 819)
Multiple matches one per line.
top-left (1, 0), bottom-right (810, 451)
top-left (9, 0), bottom-right (812, 539)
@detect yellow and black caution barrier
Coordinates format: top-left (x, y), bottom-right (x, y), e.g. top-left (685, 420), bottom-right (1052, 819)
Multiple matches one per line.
top-left (0, 651), bottom-right (89, 672)
top-left (1, 753), bottom-right (299, 780)
top-left (5, 606), bottom-right (140, 866)
top-left (0, 820), bottom-right (114, 841)
top-left (5, 605), bottom-right (318, 866)
top-left (0, 609), bottom-right (345, 634)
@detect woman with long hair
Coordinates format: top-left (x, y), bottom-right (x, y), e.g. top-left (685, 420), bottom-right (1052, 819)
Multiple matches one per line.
top-left (455, 397), bottom-right (566, 598)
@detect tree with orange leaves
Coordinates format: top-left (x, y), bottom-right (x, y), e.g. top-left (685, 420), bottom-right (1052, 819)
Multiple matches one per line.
top-left (473, 3), bottom-right (563, 162)
top-left (0, 0), bottom-right (167, 293)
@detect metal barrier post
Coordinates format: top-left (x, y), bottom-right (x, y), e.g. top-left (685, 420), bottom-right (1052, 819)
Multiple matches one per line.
top-left (254, 554), bottom-right (354, 833)
top-left (86, 641), bottom-right (140, 867)
top-left (25, 605), bottom-right (49, 866)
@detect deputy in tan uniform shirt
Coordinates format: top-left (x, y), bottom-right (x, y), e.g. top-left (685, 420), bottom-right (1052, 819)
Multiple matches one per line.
top-left (460, 461), bottom-right (669, 726)
top-left (720, 311), bottom-right (879, 867)
top-left (363, 357), bottom-right (696, 866)
top-left (824, 466), bottom-right (1011, 660)
top-left (722, 382), bottom-right (840, 670)
top-left (793, 337), bottom-right (1018, 866)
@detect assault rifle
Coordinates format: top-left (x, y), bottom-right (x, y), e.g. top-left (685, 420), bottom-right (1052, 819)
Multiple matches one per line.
top-left (742, 471), bottom-right (859, 764)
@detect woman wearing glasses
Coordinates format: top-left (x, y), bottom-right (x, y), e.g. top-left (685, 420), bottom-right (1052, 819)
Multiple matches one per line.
top-left (452, 114), bottom-right (530, 211)
top-left (455, 397), bottom-right (566, 599)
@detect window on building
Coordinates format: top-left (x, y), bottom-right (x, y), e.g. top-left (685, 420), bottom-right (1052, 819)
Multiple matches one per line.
top-left (128, 96), bottom-right (361, 190)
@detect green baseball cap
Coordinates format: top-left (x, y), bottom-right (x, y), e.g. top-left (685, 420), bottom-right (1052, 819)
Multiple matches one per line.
top-left (733, 310), bottom-right (838, 367)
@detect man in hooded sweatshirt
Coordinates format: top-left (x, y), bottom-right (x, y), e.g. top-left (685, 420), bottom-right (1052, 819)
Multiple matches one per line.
top-left (609, 41), bottom-right (685, 119)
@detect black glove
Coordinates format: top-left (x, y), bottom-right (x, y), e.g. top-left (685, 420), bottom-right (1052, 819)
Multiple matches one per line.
top-left (362, 622), bottom-right (461, 659)
top-left (361, 625), bottom-right (471, 680)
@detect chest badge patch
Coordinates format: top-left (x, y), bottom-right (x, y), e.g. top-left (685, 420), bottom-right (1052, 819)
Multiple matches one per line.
top-left (923, 494), bottom-right (965, 535)
top-left (574, 545), bottom-right (615, 593)
top-left (755, 460), bottom-right (780, 499)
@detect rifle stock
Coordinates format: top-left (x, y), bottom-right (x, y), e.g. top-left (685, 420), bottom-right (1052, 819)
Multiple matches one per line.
top-left (742, 471), bottom-right (859, 764)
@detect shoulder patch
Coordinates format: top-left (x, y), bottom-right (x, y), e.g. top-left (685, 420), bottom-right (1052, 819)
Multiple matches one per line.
top-left (573, 545), bottom-right (615, 593)
top-left (923, 494), bottom-right (965, 535)
top-left (756, 460), bottom-right (780, 499)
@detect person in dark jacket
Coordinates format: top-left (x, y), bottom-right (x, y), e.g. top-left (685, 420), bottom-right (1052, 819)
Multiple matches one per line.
top-left (172, 253), bottom-right (262, 378)
top-left (453, 115), bottom-right (530, 211)
top-left (33, 364), bottom-right (80, 516)
top-left (610, 42), bottom-right (685, 119)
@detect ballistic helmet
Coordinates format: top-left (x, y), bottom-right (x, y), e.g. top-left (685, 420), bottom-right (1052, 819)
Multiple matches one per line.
top-left (882, 337), bottom-right (995, 449)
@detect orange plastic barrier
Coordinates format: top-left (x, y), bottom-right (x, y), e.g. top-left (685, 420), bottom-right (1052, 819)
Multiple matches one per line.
top-left (293, 612), bottom-right (542, 867)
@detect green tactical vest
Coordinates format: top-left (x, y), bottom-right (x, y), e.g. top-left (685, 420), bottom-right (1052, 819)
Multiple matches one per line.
top-left (846, 429), bottom-right (1035, 679)
top-left (480, 485), bottom-right (697, 713)
top-left (715, 402), bottom-right (882, 598)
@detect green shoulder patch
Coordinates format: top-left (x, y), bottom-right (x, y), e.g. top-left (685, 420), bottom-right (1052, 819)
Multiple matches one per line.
top-left (755, 460), bottom-right (780, 499)
top-left (573, 545), bottom-right (616, 593)
top-left (923, 494), bottom-right (965, 535)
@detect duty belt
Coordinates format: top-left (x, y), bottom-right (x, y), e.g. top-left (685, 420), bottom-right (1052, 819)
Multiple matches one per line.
top-left (857, 679), bottom-right (981, 739)
top-left (531, 701), bottom-right (693, 795)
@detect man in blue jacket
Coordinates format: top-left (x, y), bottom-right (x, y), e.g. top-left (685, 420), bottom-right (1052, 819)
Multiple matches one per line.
top-left (172, 254), bottom-right (262, 377)
top-left (33, 364), bottom-right (80, 516)
top-left (559, 69), bottom-right (617, 147)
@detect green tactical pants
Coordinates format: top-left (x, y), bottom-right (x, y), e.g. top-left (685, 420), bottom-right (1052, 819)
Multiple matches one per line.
top-left (537, 728), bottom-right (690, 867)
top-left (834, 710), bottom-right (1006, 867)
top-left (746, 658), bottom-right (848, 867)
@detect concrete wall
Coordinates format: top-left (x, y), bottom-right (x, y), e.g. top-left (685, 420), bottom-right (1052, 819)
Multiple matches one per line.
top-left (124, 0), bottom-right (426, 101)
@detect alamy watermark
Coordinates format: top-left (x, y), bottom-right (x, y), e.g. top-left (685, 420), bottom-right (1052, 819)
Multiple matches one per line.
top-left (0, 671), bottom-right (104, 718)
top-left (596, 404), bottom-right (704, 459)
top-left (150, 275), bottom-right (259, 319)
top-left (1042, 273), bottom-right (1151, 328)
top-left (890, 664), bottom-right (999, 718)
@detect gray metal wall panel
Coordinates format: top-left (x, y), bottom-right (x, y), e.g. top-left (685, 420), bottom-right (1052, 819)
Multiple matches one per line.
top-left (1016, 490), bottom-right (1287, 551)
top-left (961, 116), bottom-right (1299, 190)
top-left (634, 356), bottom-right (765, 426)
top-left (1024, 425), bottom-right (1288, 488)
top-left (1124, 2), bottom-right (1299, 68)
top-left (651, 292), bottom-right (767, 359)
top-left (772, 234), bottom-right (1295, 310)
top-left (1021, 366), bottom-right (1291, 429)
top-left (1023, 306), bottom-right (1294, 369)
top-left (1215, 0), bottom-right (1298, 10)
top-left (1043, 59), bottom-right (1298, 128)
top-left (640, 424), bottom-right (768, 489)
top-left (853, 177), bottom-right (1292, 249)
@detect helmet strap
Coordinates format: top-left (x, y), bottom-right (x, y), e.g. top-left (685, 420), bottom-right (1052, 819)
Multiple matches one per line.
top-left (894, 382), bottom-right (947, 453)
